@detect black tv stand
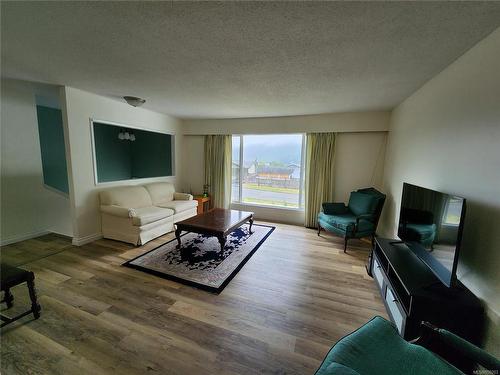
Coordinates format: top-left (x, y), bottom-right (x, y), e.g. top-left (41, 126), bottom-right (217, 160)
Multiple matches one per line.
top-left (388, 240), bottom-right (405, 245)
top-left (422, 279), bottom-right (446, 290)
top-left (369, 238), bottom-right (484, 345)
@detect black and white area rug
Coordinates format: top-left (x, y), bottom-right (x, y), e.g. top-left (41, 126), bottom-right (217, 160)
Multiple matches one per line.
top-left (124, 223), bottom-right (275, 293)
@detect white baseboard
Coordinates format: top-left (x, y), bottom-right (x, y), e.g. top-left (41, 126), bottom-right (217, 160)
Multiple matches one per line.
top-left (0, 230), bottom-right (51, 246)
top-left (1, 230), bottom-right (101, 247)
top-left (72, 233), bottom-right (103, 246)
top-left (48, 230), bottom-right (73, 240)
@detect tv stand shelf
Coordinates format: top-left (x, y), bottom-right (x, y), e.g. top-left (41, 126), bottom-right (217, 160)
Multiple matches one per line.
top-left (369, 238), bottom-right (484, 343)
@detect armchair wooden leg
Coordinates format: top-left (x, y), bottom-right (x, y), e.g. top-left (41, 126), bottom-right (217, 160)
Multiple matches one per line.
top-left (344, 237), bottom-right (348, 253)
top-left (3, 288), bottom-right (14, 309)
top-left (317, 225), bottom-right (322, 236)
top-left (27, 274), bottom-right (41, 319)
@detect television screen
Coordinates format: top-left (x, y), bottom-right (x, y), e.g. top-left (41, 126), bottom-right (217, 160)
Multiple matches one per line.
top-left (398, 183), bottom-right (466, 287)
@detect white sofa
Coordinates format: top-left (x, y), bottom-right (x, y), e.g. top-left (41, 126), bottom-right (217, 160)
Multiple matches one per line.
top-left (99, 182), bottom-right (198, 245)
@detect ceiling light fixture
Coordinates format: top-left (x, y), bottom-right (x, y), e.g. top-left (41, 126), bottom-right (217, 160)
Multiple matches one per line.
top-left (123, 96), bottom-right (146, 107)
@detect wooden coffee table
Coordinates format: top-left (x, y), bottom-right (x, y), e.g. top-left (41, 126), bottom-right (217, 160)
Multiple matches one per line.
top-left (174, 208), bottom-right (254, 255)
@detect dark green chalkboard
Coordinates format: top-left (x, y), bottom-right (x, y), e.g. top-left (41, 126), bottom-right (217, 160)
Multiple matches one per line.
top-left (92, 122), bottom-right (173, 183)
top-left (36, 106), bottom-right (69, 194)
top-left (93, 122), bottom-right (133, 182)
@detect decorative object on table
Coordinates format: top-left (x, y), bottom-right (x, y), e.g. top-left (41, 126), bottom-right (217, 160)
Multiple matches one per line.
top-left (124, 215), bottom-right (273, 293)
top-left (1, 263), bottom-right (41, 327)
top-left (318, 187), bottom-right (386, 252)
top-left (202, 184), bottom-right (210, 198)
top-left (315, 316), bottom-right (500, 375)
top-left (193, 195), bottom-right (210, 214)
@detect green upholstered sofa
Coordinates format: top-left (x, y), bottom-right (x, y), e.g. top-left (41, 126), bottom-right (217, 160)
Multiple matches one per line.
top-left (318, 188), bottom-right (386, 252)
top-left (315, 316), bottom-right (500, 375)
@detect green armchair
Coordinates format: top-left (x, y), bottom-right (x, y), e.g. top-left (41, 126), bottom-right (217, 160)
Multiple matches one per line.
top-left (398, 208), bottom-right (437, 249)
top-left (318, 187), bottom-right (386, 252)
top-left (315, 316), bottom-right (500, 375)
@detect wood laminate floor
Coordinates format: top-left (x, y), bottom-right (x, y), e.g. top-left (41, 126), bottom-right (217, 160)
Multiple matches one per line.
top-left (0, 222), bottom-right (387, 375)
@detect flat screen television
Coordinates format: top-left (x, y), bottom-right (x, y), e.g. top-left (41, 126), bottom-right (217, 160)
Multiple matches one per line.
top-left (397, 183), bottom-right (466, 287)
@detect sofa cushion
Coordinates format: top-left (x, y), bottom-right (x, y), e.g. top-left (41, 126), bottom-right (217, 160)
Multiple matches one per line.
top-left (318, 212), bottom-right (375, 235)
top-left (100, 205), bottom-right (134, 218)
top-left (401, 223), bottom-right (437, 247)
top-left (144, 182), bottom-right (175, 205)
top-left (156, 200), bottom-right (198, 214)
top-left (99, 186), bottom-right (152, 208)
top-left (405, 223), bottom-right (437, 239)
top-left (348, 192), bottom-right (377, 217)
top-left (130, 206), bottom-right (174, 226)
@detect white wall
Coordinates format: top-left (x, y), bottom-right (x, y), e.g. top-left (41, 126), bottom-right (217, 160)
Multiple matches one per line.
top-left (381, 27), bottom-right (500, 354)
top-left (0, 79), bottom-right (73, 244)
top-left (333, 132), bottom-right (387, 202)
top-left (61, 87), bottom-right (183, 245)
top-left (182, 111), bottom-right (389, 135)
top-left (180, 111), bottom-right (389, 224)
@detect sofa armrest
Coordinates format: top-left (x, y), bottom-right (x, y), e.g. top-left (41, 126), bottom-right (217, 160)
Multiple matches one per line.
top-left (174, 192), bottom-right (193, 201)
top-left (322, 202), bottom-right (348, 215)
top-left (100, 205), bottom-right (135, 218)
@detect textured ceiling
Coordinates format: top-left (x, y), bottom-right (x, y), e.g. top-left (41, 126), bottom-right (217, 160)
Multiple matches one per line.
top-left (2, 2), bottom-right (500, 119)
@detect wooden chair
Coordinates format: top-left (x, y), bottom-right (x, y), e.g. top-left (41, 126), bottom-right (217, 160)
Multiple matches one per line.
top-left (1, 263), bottom-right (41, 327)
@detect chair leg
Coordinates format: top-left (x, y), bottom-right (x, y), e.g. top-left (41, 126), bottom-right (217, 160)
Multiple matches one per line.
top-left (27, 275), bottom-right (41, 319)
top-left (344, 237), bottom-right (348, 253)
top-left (317, 225), bottom-right (322, 236)
top-left (3, 288), bottom-right (14, 309)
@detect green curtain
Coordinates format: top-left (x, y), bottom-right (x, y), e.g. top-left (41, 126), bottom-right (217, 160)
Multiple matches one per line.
top-left (204, 135), bottom-right (232, 209)
top-left (304, 132), bottom-right (336, 228)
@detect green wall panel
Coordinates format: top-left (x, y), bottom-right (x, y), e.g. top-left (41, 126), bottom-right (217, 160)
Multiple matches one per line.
top-left (36, 105), bottom-right (69, 194)
top-left (131, 129), bottom-right (172, 178)
top-left (92, 122), bottom-right (173, 183)
top-left (93, 123), bottom-right (133, 182)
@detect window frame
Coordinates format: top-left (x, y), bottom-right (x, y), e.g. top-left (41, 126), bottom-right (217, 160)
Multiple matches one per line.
top-left (89, 118), bottom-right (176, 186)
top-left (231, 133), bottom-right (306, 211)
top-left (441, 197), bottom-right (463, 227)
